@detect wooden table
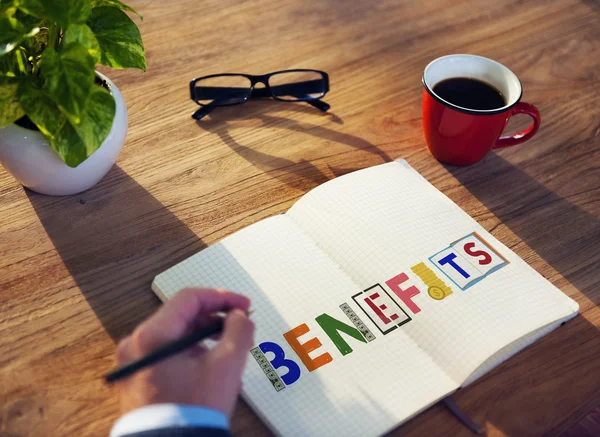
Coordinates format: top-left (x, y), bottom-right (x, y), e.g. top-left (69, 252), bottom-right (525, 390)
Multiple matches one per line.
top-left (1, 0), bottom-right (599, 435)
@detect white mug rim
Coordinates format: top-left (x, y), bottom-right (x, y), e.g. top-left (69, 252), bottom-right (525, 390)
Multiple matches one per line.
top-left (422, 54), bottom-right (523, 115)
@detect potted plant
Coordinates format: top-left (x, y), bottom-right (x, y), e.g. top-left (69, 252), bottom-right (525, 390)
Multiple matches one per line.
top-left (0, 0), bottom-right (145, 195)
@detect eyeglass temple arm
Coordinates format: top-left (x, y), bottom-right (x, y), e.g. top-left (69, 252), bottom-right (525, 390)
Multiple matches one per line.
top-left (253, 82), bottom-right (330, 111)
top-left (192, 98), bottom-right (328, 120)
top-left (192, 95), bottom-right (236, 119)
top-left (192, 105), bottom-right (215, 120)
top-left (249, 85), bottom-right (329, 111)
top-left (251, 86), bottom-right (329, 111)
top-left (306, 99), bottom-right (330, 112)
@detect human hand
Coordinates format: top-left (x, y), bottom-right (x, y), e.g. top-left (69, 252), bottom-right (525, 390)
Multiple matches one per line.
top-left (114, 288), bottom-right (254, 417)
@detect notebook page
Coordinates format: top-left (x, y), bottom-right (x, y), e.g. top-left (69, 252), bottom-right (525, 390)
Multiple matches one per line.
top-left (462, 319), bottom-right (565, 386)
top-left (287, 160), bottom-right (579, 386)
top-left (153, 214), bottom-right (457, 437)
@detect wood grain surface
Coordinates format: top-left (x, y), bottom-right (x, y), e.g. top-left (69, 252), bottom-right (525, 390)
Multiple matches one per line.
top-left (1, 0), bottom-right (599, 435)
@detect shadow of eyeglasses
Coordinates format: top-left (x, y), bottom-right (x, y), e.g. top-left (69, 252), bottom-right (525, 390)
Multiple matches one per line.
top-left (193, 100), bottom-right (392, 192)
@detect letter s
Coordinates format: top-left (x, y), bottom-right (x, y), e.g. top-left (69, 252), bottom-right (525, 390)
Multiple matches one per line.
top-left (464, 242), bottom-right (492, 265)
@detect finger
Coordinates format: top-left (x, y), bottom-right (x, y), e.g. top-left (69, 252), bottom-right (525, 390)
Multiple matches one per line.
top-left (115, 335), bottom-right (133, 365)
top-left (186, 343), bottom-right (209, 358)
top-left (208, 332), bottom-right (223, 342)
top-left (214, 309), bottom-right (255, 360)
top-left (132, 288), bottom-right (250, 353)
top-left (157, 288), bottom-right (250, 330)
top-left (190, 313), bottom-right (225, 332)
top-left (190, 313), bottom-right (226, 342)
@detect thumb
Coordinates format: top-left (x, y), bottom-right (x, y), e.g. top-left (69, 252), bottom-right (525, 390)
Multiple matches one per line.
top-left (215, 309), bottom-right (255, 360)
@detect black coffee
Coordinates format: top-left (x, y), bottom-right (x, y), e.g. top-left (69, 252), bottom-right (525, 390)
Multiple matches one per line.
top-left (432, 77), bottom-right (506, 110)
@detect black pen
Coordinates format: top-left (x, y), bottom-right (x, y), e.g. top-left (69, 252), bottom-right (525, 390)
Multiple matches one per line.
top-left (105, 311), bottom-right (252, 383)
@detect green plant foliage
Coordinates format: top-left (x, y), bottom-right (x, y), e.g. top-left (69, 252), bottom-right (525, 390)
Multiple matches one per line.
top-left (19, 78), bottom-right (115, 167)
top-left (62, 23), bottom-right (100, 62)
top-left (16, 0), bottom-right (91, 28)
top-left (88, 7), bottom-right (146, 71)
top-left (90, 0), bottom-right (142, 20)
top-left (0, 76), bottom-right (24, 124)
top-left (0, 11), bottom-right (39, 55)
top-left (41, 45), bottom-right (96, 124)
top-left (0, 46), bottom-right (29, 76)
top-left (0, 0), bottom-right (145, 167)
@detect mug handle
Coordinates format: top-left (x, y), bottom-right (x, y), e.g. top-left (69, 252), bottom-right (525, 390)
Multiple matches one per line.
top-left (493, 102), bottom-right (541, 149)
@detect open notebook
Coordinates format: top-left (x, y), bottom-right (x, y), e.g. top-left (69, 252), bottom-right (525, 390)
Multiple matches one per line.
top-left (152, 160), bottom-right (578, 437)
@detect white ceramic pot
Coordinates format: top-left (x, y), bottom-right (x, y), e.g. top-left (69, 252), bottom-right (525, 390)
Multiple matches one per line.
top-left (0, 71), bottom-right (127, 196)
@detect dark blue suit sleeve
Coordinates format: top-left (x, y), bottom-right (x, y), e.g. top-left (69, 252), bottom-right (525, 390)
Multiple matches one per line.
top-left (120, 427), bottom-right (231, 437)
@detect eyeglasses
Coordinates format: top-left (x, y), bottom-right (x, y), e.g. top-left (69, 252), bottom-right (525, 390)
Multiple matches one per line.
top-left (189, 69), bottom-right (330, 120)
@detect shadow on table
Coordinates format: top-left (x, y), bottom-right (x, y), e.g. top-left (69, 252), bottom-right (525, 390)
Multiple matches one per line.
top-left (196, 100), bottom-right (392, 191)
top-left (442, 152), bottom-right (600, 437)
top-left (397, 153), bottom-right (600, 436)
top-left (581, 0), bottom-right (600, 13)
top-left (445, 152), bottom-right (600, 306)
top-left (25, 163), bottom-right (398, 434)
top-left (26, 165), bottom-right (207, 341)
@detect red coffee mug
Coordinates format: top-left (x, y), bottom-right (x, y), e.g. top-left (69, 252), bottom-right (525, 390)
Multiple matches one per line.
top-left (422, 54), bottom-right (541, 166)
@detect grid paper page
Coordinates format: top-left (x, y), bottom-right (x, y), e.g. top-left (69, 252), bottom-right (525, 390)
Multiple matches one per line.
top-left (287, 160), bottom-right (579, 386)
top-left (153, 215), bottom-right (457, 437)
top-left (462, 319), bottom-right (564, 386)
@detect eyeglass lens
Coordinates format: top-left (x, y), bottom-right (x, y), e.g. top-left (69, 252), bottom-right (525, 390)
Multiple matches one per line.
top-left (194, 71), bottom-right (326, 106)
top-left (268, 71), bottom-right (326, 101)
top-left (194, 75), bottom-right (252, 106)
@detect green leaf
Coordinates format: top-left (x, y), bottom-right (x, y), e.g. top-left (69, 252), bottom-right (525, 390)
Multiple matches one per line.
top-left (16, 0), bottom-right (91, 27)
top-left (17, 79), bottom-right (65, 137)
top-left (40, 44), bottom-right (95, 124)
top-left (63, 23), bottom-right (100, 62)
top-left (0, 10), bottom-right (39, 56)
top-left (14, 8), bottom-right (43, 27)
top-left (72, 84), bottom-right (115, 156)
top-left (88, 7), bottom-right (146, 71)
top-left (90, 0), bottom-right (142, 20)
top-left (49, 86), bottom-right (115, 167)
top-left (0, 76), bottom-right (24, 126)
top-left (0, 1), bottom-right (17, 15)
top-left (18, 79), bottom-right (116, 167)
top-left (0, 45), bottom-right (28, 75)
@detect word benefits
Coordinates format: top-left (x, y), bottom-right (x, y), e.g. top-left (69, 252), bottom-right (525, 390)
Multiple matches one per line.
top-left (250, 232), bottom-right (508, 392)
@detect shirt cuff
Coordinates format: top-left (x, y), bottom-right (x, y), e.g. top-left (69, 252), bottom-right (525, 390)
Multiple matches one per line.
top-left (110, 404), bottom-right (229, 437)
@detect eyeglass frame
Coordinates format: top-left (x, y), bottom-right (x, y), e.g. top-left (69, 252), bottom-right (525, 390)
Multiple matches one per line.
top-left (189, 69), bottom-right (330, 118)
